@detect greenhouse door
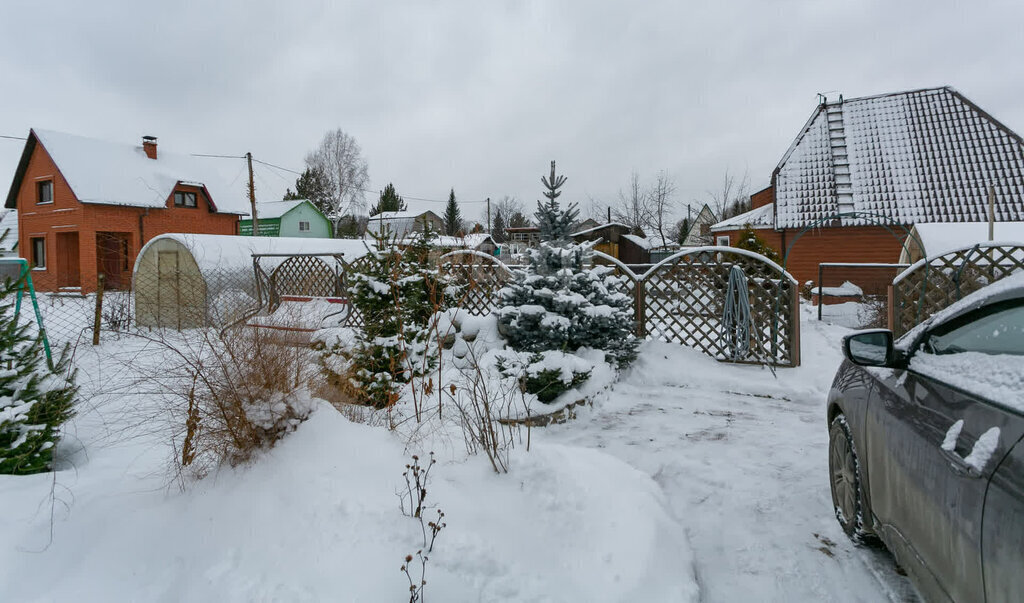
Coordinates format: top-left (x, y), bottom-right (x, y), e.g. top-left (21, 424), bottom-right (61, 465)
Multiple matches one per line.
top-left (157, 251), bottom-right (181, 328)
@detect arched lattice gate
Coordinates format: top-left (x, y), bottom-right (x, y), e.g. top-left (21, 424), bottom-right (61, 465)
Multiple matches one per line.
top-left (441, 247), bottom-right (801, 367)
top-left (596, 247), bottom-right (801, 367)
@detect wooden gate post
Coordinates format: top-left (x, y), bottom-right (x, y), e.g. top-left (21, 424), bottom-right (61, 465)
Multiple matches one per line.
top-left (634, 278), bottom-right (646, 337)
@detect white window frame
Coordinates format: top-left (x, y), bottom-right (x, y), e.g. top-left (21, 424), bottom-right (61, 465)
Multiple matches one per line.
top-left (36, 180), bottom-right (54, 205)
top-left (298, 221), bottom-right (310, 232)
top-left (716, 235), bottom-right (730, 246)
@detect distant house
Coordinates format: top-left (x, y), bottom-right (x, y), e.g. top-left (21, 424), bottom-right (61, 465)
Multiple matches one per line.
top-left (366, 210), bottom-right (443, 239)
top-left (503, 226), bottom-right (541, 251)
top-left (711, 87), bottom-right (1024, 286)
top-left (570, 222), bottom-right (651, 264)
top-left (240, 199), bottom-right (333, 238)
top-left (4, 129), bottom-right (246, 292)
top-left (681, 204), bottom-right (716, 246)
top-left (403, 233), bottom-right (499, 260)
top-left (0, 210), bottom-right (18, 257)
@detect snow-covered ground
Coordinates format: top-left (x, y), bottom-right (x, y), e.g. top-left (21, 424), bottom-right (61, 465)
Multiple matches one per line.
top-left (0, 305), bottom-right (918, 601)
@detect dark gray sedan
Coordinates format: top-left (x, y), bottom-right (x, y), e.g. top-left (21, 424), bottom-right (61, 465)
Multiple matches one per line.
top-left (827, 275), bottom-right (1024, 603)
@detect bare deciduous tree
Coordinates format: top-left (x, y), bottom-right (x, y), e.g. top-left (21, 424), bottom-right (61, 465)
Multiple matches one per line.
top-left (647, 171), bottom-right (676, 247)
top-left (612, 170), bottom-right (652, 235)
top-left (305, 128), bottom-right (370, 223)
top-left (707, 168), bottom-right (751, 221)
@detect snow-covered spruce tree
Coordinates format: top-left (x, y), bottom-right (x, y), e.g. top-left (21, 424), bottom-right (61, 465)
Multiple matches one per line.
top-left (497, 243), bottom-right (638, 368)
top-left (0, 277), bottom-right (77, 475)
top-left (344, 228), bottom-right (458, 408)
top-left (534, 160), bottom-right (579, 244)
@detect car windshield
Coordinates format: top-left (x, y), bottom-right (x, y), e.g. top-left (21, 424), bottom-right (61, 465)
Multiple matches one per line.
top-left (926, 302), bottom-right (1024, 356)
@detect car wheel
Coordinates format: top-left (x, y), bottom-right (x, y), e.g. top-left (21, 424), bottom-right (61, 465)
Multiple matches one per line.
top-left (829, 414), bottom-right (869, 540)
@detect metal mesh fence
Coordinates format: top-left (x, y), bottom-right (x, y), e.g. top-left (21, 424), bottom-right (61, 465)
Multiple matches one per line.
top-left (815, 263), bottom-right (909, 329)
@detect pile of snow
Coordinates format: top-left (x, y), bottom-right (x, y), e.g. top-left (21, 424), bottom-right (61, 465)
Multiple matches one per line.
top-left (0, 336), bottom-right (697, 601)
top-left (811, 281), bottom-right (863, 297)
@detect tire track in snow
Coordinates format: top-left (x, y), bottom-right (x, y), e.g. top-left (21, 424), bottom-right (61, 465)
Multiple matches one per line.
top-left (546, 355), bottom-right (919, 602)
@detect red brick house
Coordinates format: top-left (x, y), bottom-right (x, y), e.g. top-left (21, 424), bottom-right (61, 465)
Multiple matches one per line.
top-left (712, 87), bottom-right (1024, 287)
top-left (4, 129), bottom-right (246, 292)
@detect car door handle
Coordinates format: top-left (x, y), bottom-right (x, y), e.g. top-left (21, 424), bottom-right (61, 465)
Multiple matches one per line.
top-left (940, 447), bottom-right (983, 479)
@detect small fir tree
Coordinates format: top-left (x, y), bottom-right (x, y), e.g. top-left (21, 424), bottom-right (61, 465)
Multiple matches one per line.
top-left (0, 277), bottom-right (77, 475)
top-left (497, 243), bottom-right (638, 367)
top-left (734, 224), bottom-right (780, 262)
top-left (534, 161), bottom-right (579, 244)
top-left (370, 183), bottom-right (407, 216)
top-left (443, 189), bottom-right (463, 236)
top-left (343, 228), bottom-right (458, 407)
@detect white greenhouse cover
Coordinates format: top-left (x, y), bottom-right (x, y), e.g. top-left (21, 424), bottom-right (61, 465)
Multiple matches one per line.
top-left (911, 221), bottom-right (1024, 258)
top-left (135, 233), bottom-right (375, 276)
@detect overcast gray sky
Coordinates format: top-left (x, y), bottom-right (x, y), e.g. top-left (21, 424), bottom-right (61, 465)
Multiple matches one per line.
top-left (3, 0), bottom-right (1024, 225)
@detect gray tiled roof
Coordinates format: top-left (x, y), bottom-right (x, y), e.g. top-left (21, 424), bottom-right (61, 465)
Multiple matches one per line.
top-left (774, 87), bottom-right (1024, 229)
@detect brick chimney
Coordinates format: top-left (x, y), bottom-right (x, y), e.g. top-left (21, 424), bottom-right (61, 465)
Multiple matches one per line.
top-left (142, 135), bottom-right (158, 159)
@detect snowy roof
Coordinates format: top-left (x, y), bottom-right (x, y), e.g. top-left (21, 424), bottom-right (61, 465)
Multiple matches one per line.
top-left (370, 210), bottom-right (438, 221)
top-left (571, 222), bottom-right (631, 237)
top-left (5, 129), bottom-right (250, 214)
top-left (621, 234), bottom-right (653, 250)
top-left (0, 210), bottom-right (17, 252)
top-left (774, 87), bottom-right (1024, 229)
top-left (400, 233), bottom-right (496, 248)
top-left (711, 203), bottom-right (775, 232)
top-left (910, 221), bottom-right (1024, 256)
top-left (135, 233), bottom-right (375, 275)
top-left (243, 199), bottom-right (314, 220)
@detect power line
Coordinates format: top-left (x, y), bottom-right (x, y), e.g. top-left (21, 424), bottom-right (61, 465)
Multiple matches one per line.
top-left (190, 152), bottom-right (245, 159)
top-left (0, 135), bottom-right (27, 141)
top-left (207, 153), bottom-right (492, 205)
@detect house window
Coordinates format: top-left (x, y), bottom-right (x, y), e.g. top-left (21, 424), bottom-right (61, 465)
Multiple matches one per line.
top-left (716, 235), bottom-right (730, 246)
top-left (173, 191), bottom-right (197, 208)
top-left (31, 237), bottom-right (46, 269)
top-left (122, 239), bottom-right (130, 271)
top-left (299, 221), bottom-right (310, 232)
top-left (37, 180), bottom-right (53, 204)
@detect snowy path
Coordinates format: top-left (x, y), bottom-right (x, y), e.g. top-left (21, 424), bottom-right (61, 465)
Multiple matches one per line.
top-left (545, 319), bottom-right (921, 602)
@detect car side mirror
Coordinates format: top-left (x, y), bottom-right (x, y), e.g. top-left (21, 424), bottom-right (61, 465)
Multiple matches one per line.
top-left (843, 329), bottom-right (895, 367)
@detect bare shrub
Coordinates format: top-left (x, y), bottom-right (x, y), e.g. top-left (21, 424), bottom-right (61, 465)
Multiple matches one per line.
top-left (125, 324), bottom-right (321, 483)
top-left (857, 295), bottom-right (888, 329)
top-left (452, 347), bottom-right (528, 474)
top-left (396, 452), bottom-right (446, 603)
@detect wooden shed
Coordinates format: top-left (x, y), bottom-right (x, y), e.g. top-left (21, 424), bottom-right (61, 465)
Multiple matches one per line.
top-left (133, 234), bottom-right (372, 329)
top-left (570, 222), bottom-right (652, 265)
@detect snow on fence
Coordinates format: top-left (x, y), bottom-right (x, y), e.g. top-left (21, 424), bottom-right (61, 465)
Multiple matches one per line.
top-left (890, 242), bottom-right (1024, 337)
top-left (437, 247), bottom-right (801, 367)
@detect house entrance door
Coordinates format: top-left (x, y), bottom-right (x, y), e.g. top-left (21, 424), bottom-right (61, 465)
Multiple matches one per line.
top-left (55, 232), bottom-right (80, 288)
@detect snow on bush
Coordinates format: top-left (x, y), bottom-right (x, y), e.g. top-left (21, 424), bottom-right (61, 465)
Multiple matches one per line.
top-left (322, 230), bottom-right (460, 409)
top-left (0, 277), bottom-right (77, 475)
top-left (496, 243), bottom-right (637, 402)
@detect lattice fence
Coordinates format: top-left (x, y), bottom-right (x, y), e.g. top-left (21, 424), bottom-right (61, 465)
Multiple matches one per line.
top-left (634, 248), bottom-right (800, 366)
top-left (890, 243), bottom-right (1024, 337)
top-left (437, 251), bottom-right (515, 316)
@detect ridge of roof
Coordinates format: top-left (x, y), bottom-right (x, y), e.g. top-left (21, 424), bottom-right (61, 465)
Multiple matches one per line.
top-left (6, 129), bottom-right (250, 214)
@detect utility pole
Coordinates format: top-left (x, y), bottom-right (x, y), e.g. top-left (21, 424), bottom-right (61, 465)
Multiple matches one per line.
top-left (486, 197), bottom-right (491, 233)
top-left (246, 152), bottom-right (258, 236)
top-left (607, 206), bottom-right (611, 223)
